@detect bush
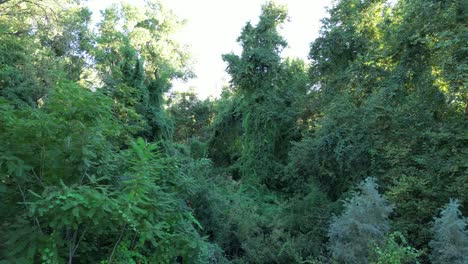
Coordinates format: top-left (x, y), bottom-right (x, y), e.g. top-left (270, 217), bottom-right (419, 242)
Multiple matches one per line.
top-left (328, 178), bottom-right (393, 264)
top-left (429, 199), bottom-right (468, 264)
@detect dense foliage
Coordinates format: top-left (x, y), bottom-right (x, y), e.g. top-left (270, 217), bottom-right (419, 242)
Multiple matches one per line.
top-left (0, 0), bottom-right (466, 263)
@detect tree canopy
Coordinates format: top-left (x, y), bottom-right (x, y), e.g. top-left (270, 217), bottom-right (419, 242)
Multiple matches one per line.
top-left (0, 0), bottom-right (466, 263)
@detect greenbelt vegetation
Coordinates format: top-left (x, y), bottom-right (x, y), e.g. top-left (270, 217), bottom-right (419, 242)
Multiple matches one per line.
top-left (0, 0), bottom-right (466, 263)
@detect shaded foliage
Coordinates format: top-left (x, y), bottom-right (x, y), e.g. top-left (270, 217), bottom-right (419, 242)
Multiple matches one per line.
top-left (0, 0), bottom-right (466, 263)
top-left (429, 199), bottom-right (468, 264)
top-left (328, 178), bottom-right (393, 264)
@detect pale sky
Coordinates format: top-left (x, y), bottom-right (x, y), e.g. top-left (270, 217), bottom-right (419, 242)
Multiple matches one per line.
top-left (88, 0), bottom-right (332, 99)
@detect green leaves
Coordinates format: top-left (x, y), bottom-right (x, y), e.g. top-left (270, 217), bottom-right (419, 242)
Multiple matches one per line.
top-left (0, 1), bottom-right (209, 263)
top-left (372, 232), bottom-right (422, 264)
top-left (29, 185), bottom-right (119, 228)
top-left (94, 1), bottom-right (192, 141)
top-left (294, 0), bottom-right (468, 261)
top-left (222, 2), bottom-right (310, 189)
top-left (0, 0), bottom-right (466, 263)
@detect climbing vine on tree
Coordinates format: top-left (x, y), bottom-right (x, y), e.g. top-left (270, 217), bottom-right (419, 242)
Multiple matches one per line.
top-left (0, 0), bottom-right (466, 263)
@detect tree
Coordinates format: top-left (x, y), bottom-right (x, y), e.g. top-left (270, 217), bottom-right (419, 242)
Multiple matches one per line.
top-left (94, 1), bottom-right (193, 141)
top-left (223, 2), bottom-right (308, 188)
top-left (328, 178), bottom-right (393, 263)
top-left (0, 0), bottom-right (93, 107)
top-left (295, 1), bottom-right (467, 257)
top-left (0, 1), bottom-right (210, 262)
top-left (0, 82), bottom-right (208, 263)
top-left (429, 199), bottom-right (468, 264)
top-left (1, 0), bottom-right (466, 263)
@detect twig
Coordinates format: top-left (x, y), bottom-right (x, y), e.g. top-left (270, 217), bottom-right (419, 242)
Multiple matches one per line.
top-left (31, 168), bottom-right (44, 187)
top-left (71, 225), bottom-right (88, 258)
top-left (17, 184), bottom-right (42, 232)
top-left (108, 224), bottom-right (127, 264)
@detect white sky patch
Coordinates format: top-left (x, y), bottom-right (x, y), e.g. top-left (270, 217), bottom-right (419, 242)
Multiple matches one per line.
top-left (87, 0), bottom-right (332, 99)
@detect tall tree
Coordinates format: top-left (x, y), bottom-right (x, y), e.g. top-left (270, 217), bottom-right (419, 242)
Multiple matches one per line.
top-left (94, 1), bottom-right (193, 141)
top-left (223, 2), bottom-right (308, 188)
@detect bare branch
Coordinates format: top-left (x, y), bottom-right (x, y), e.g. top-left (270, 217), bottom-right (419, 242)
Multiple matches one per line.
top-left (108, 224), bottom-right (127, 264)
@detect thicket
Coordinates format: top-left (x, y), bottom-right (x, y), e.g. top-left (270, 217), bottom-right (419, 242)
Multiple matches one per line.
top-left (0, 0), bottom-right (466, 263)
